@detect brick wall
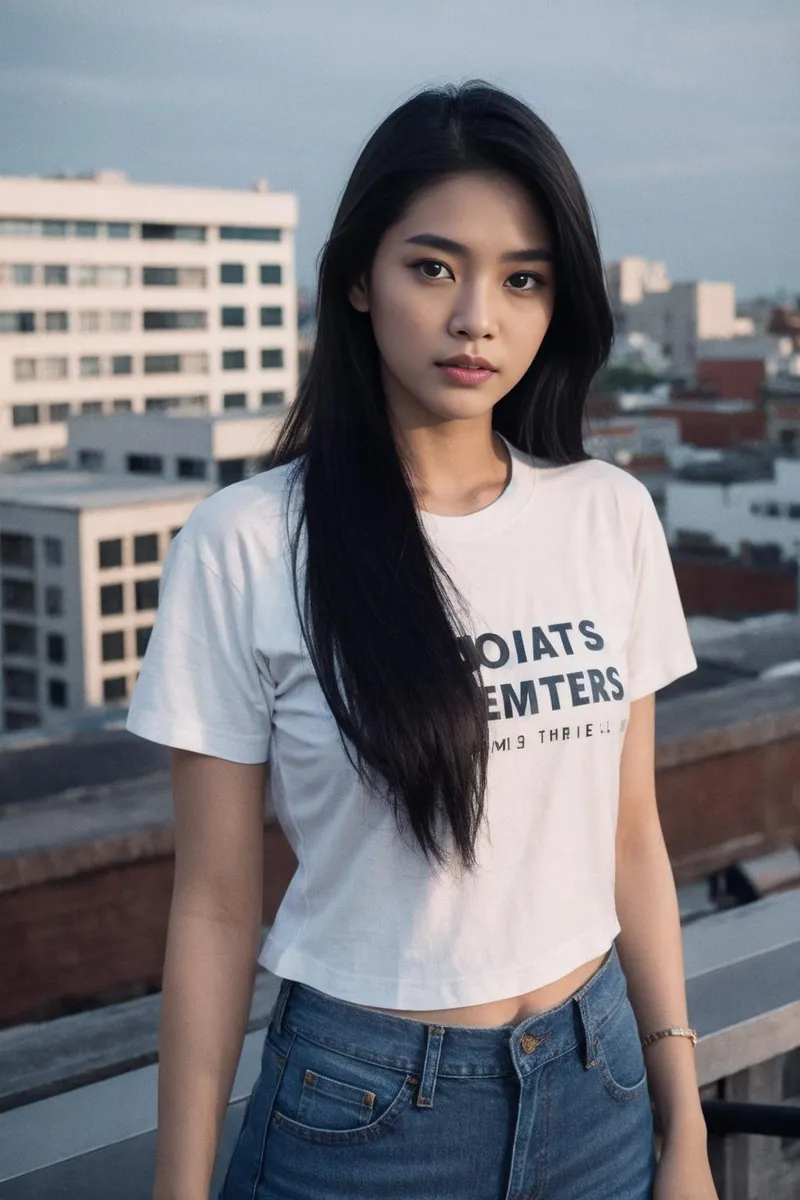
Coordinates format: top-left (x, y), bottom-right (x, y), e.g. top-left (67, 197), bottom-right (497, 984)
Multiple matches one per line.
top-left (673, 555), bottom-right (798, 616)
top-left (2, 707), bottom-right (799, 1025)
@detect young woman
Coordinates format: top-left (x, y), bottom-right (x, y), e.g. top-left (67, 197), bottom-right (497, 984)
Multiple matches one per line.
top-left (127, 81), bottom-right (718, 1199)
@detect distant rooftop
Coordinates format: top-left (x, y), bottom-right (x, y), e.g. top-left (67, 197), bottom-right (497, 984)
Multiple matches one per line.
top-left (0, 470), bottom-right (213, 511)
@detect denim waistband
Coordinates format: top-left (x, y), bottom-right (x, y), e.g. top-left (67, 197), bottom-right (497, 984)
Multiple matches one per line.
top-left (268, 939), bottom-right (625, 1083)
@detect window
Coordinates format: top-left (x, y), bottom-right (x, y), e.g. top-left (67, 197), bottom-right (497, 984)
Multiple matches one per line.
top-left (221, 306), bottom-right (246, 327)
top-left (133, 533), bottom-right (159, 564)
top-left (127, 453), bottom-right (163, 474)
top-left (143, 266), bottom-right (178, 286)
top-left (0, 219), bottom-right (40, 236)
top-left (44, 265), bottom-right (68, 285)
top-left (144, 396), bottom-right (179, 413)
top-left (220, 263), bottom-right (245, 284)
top-left (112, 398), bottom-right (132, 412)
top-left (98, 538), bottom-right (123, 569)
top-left (218, 459), bottom-right (246, 487)
top-left (102, 630), bottom-right (126, 661)
top-left (141, 223), bottom-right (206, 241)
top-left (109, 310), bottom-right (132, 331)
top-left (223, 392), bottom-right (246, 409)
top-left (78, 310), bottom-right (100, 332)
top-left (103, 676), bottom-right (128, 702)
top-left (44, 585), bottom-right (63, 616)
top-left (3, 668), bottom-right (38, 702)
top-left (100, 583), bottom-right (124, 615)
top-left (75, 221), bottom-right (98, 238)
top-left (261, 348), bottom-right (284, 369)
top-left (4, 710), bottom-right (41, 731)
top-left (182, 352), bottom-right (208, 374)
top-left (2, 579), bottom-right (35, 613)
top-left (76, 265), bottom-right (98, 286)
top-left (112, 355), bottom-right (133, 375)
top-left (81, 401), bottom-right (103, 415)
top-left (0, 311), bottom-right (35, 332)
top-left (12, 405), bottom-right (39, 426)
top-left (260, 264), bottom-right (282, 285)
top-left (47, 633), bottom-right (66, 664)
top-left (144, 354), bottom-right (181, 374)
top-left (78, 449), bottom-right (105, 469)
top-left (108, 222), bottom-right (132, 239)
top-left (220, 226), bottom-right (281, 241)
top-left (170, 527), bottom-right (182, 540)
top-left (177, 457), bottom-right (207, 478)
top-left (135, 578), bottom-right (160, 610)
top-left (136, 626), bottom-right (153, 656)
top-left (80, 355), bottom-right (102, 377)
top-left (48, 679), bottom-right (68, 707)
top-left (14, 358), bottom-right (36, 380)
top-left (0, 533), bottom-right (34, 568)
top-left (143, 310), bottom-right (206, 330)
top-left (260, 306), bottom-right (283, 327)
top-left (2, 623), bottom-right (37, 656)
top-left (43, 356), bottom-right (68, 379)
top-left (13, 264), bottom-right (33, 285)
top-left (42, 220), bottom-right (68, 237)
top-left (222, 349), bottom-right (246, 370)
top-left (44, 537), bottom-right (63, 567)
top-left (45, 311), bottom-right (68, 331)
top-left (49, 402), bottom-right (70, 422)
top-left (261, 390), bottom-right (285, 406)
top-left (99, 266), bottom-right (131, 287)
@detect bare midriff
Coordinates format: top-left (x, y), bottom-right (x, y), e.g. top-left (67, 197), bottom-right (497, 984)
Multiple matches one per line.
top-left (351, 949), bottom-right (610, 1028)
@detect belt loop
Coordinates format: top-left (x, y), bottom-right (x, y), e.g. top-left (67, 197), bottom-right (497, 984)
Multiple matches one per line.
top-left (272, 977), bottom-right (293, 1036)
top-left (416, 1024), bottom-right (445, 1108)
top-left (575, 991), bottom-right (596, 1070)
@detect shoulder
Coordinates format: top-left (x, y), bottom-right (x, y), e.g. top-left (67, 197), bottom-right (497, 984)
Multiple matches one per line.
top-left (535, 454), bottom-right (654, 519)
top-left (173, 459), bottom-right (302, 590)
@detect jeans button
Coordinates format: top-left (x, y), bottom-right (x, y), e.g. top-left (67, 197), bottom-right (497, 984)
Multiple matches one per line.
top-left (521, 1033), bottom-right (540, 1054)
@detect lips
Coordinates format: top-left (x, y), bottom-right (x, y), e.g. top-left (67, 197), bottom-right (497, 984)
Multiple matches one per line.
top-left (437, 355), bottom-right (497, 371)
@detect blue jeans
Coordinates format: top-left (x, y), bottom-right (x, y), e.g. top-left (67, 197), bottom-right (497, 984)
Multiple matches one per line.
top-left (220, 940), bottom-right (656, 1198)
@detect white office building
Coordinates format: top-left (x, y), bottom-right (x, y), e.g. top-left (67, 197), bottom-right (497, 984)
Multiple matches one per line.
top-left (65, 408), bottom-right (286, 488)
top-left (665, 457), bottom-right (800, 564)
top-left (0, 470), bottom-right (214, 733)
top-left (0, 171), bottom-right (298, 465)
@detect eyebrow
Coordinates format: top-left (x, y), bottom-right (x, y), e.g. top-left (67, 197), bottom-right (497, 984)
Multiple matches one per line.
top-left (404, 233), bottom-right (554, 264)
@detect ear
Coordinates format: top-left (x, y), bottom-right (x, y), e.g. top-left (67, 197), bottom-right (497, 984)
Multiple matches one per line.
top-left (348, 274), bottom-right (370, 313)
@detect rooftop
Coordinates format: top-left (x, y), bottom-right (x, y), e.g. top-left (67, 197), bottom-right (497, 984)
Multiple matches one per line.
top-left (0, 470), bottom-right (213, 511)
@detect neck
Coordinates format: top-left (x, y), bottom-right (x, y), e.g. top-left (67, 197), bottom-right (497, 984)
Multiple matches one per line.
top-left (391, 413), bottom-right (511, 518)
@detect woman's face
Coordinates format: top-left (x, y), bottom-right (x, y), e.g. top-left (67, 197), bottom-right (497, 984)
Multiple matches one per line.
top-left (349, 170), bottom-right (556, 429)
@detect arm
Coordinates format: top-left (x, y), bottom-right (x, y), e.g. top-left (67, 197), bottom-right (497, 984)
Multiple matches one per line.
top-left (614, 694), bottom-right (706, 1146)
top-left (152, 749), bottom-right (267, 1200)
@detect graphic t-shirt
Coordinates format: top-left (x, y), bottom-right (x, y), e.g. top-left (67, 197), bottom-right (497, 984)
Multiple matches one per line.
top-left (126, 436), bottom-right (697, 1008)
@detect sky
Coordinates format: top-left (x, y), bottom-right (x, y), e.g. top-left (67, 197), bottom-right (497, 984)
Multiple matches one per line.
top-left (1, 0), bottom-right (798, 299)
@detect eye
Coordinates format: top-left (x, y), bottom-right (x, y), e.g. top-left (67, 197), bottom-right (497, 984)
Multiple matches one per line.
top-left (506, 271), bottom-right (547, 292)
top-left (411, 258), bottom-right (455, 281)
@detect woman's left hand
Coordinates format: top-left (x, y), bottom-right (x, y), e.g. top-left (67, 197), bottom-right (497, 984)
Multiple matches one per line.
top-left (653, 1135), bottom-right (719, 1199)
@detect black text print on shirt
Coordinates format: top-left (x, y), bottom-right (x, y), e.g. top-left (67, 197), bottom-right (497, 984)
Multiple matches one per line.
top-left (456, 619), bottom-right (624, 722)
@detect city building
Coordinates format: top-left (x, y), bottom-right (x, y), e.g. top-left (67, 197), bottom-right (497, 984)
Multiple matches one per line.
top-left (632, 281), bottom-right (742, 376)
top-left (0, 470), bottom-right (212, 733)
top-left (65, 407), bottom-right (285, 488)
top-left (0, 171), bottom-right (298, 466)
top-left (666, 458), bottom-right (800, 571)
top-left (604, 256), bottom-right (671, 330)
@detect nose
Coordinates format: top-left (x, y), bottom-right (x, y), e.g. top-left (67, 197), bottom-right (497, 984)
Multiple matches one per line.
top-left (448, 281), bottom-right (497, 340)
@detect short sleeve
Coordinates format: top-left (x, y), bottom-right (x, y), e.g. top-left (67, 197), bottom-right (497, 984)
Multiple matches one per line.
top-left (126, 526), bottom-right (275, 763)
top-left (625, 488), bottom-right (698, 701)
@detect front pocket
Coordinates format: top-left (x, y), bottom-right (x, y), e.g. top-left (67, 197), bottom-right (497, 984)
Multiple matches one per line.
top-left (593, 994), bottom-right (649, 1103)
top-left (266, 1032), bottom-right (419, 1146)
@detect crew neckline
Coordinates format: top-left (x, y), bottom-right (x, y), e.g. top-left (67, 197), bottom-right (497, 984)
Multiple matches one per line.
top-left (417, 433), bottom-right (538, 543)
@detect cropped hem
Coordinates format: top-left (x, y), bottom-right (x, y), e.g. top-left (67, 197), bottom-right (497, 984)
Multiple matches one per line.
top-left (258, 919), bottom-right (622, 1009)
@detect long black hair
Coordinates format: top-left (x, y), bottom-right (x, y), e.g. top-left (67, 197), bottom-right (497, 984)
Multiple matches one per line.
top-left (270, 80), bottom-right (614, 873)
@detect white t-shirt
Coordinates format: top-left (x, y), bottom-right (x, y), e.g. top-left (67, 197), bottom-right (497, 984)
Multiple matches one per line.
top-left (126, 436), bottom-right (697, 1008)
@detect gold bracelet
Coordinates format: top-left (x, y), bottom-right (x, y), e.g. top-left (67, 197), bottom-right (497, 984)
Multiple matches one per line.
top-left (641, 1026), bottom-right (698, 1050)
